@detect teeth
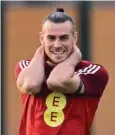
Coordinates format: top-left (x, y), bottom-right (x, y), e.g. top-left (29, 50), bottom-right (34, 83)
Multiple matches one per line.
top-left (52, 51), bottom-right (64, 54)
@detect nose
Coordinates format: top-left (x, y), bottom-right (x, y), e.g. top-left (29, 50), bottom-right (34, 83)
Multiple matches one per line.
top-left (54, 39), bottom-right (61, 48)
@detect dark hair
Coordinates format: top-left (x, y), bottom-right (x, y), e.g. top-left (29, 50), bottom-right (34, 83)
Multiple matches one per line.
top-left (43, 8), bottom-right (75, 27)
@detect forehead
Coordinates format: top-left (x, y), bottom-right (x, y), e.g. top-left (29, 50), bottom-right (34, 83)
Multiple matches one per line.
top-left (42, 21), bottom-right (73, 36)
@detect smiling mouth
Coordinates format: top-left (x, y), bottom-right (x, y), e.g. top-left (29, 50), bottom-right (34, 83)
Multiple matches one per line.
top-left (51, 51), bottom-right (66, 55)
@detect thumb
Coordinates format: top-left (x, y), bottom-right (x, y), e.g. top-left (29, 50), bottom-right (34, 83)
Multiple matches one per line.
top-left (46, 60), bottom-right (56, 67)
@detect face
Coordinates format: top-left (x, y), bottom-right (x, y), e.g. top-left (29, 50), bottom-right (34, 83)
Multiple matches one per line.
top-left (40, 21), bottom-right (77, 64)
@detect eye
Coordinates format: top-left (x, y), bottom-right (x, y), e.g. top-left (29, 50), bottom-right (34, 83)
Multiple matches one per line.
top-left (60, 35), bottom-right (69, 41)
top-left (47, 36), bottom-right (56, 41)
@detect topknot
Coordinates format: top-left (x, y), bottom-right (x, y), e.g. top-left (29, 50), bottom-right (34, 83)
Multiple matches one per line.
top-left (56, 8), bottom-right (64, 13)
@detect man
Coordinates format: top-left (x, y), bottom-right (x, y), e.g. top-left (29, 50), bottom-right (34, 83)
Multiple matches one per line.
top-left (15, 8), bottom-right (109, 135)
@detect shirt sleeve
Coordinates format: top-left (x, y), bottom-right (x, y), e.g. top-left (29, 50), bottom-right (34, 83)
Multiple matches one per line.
top-left (14, 60), bottom-right (30, 80)
top-left (14, 60), bottom-right (31, 104)
top-left (75, 64), bottom-right (109, 96)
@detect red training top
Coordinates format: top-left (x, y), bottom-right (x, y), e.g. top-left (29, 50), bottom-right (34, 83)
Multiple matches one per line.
top-left (14, 60), bottom-right (109, 135)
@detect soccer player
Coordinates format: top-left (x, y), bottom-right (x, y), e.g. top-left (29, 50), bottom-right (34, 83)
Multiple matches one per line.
top-left (14, 8), bottom-right (109, 135)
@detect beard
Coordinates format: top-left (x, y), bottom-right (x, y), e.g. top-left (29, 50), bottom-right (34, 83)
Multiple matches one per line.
top-left (44, 49), bottom-right (73, 67)
top-left (44, 52), bottom-right (59, 67)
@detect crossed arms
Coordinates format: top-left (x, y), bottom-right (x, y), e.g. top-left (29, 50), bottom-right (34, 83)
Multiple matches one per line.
top-left (16, 45), bottom-right (84, 94)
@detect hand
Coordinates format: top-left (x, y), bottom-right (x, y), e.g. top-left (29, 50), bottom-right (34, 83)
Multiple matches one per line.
top-left (71, 45), bottom-right (82, 60)
top-left (46, 60), bottom-right (56, 67)
top-left (17, 45), bottom-right (45, 94)
top-left (63, 45), bottom-right (82, 67)
top-left (32, 45), bottom-right (45, 66)
top-left (34, 45), bottom-right (44, 57)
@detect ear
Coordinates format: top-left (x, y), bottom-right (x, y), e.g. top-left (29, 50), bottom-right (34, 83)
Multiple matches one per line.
top-left (39, 32), bottom-right (44, 45)
top-left (73, 32), bottom-right (78, 45)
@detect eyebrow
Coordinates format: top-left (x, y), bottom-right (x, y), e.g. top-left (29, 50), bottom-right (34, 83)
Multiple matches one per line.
top-left (60, 35), bottom-right (69, 38)
top-left (47, 34), bottom-right (69, 38)
top-left (47, 35), bottom-right (55, 37)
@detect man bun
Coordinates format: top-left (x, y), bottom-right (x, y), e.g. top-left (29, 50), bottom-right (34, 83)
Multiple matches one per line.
top-left (56, 8), bottom-right (64, 13)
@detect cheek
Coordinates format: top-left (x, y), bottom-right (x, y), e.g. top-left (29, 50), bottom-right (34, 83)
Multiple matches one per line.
top-left (69, 41), bottom-right (74, 50)
top-left (67, 42), bottom-right (73, 52)
top-left (44, 46), bottom-right (49, 53)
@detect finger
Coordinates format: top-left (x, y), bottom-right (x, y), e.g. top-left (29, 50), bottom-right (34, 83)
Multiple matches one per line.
top-left (76, 47), bottom-right (82, 59)
top-left (36, 45), bottom-right (45, 54)
top-left (46, 60), bottom-right (56, 67)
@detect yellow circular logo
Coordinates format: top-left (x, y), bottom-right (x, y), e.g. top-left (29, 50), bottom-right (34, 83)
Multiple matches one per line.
top-left (44, 92), bottom-right (66, 127)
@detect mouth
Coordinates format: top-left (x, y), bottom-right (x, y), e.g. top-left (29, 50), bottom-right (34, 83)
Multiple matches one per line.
top-left (51, 51), bottom-right (66, 55)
